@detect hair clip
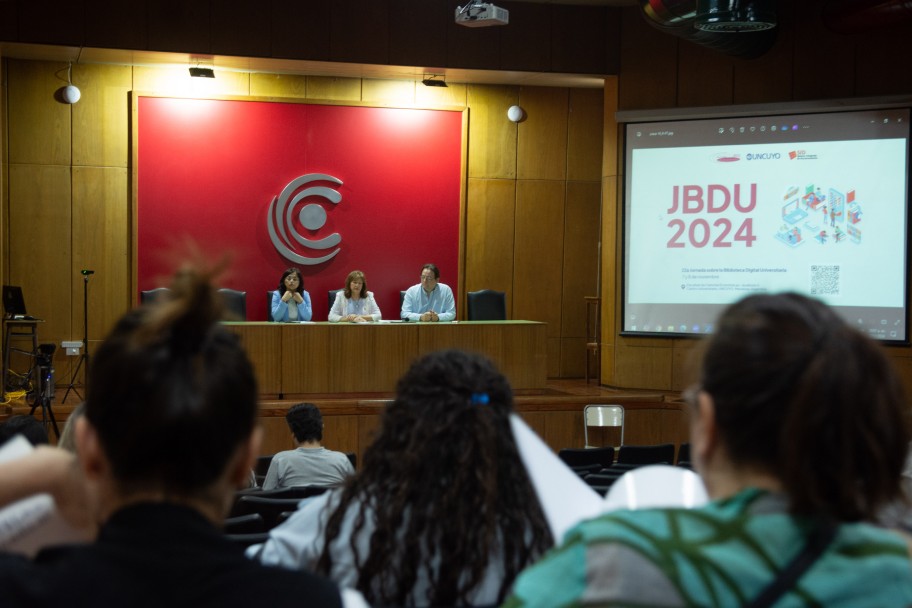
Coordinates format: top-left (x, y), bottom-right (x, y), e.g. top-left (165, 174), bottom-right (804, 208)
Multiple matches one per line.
top-left (470, 392), bottom-right (489, 405)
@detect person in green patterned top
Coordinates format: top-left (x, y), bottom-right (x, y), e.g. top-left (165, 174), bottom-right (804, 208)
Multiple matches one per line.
top-left (505, 292), bottom-right (912, 607)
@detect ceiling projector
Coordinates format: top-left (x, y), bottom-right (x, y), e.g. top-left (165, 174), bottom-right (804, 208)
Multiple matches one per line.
top-left (455, 2), bottom-right (509, 27)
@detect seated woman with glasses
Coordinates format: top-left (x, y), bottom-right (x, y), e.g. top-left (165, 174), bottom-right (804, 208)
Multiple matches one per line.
top-left (505, 292), bottom-right (912, 607)
top-left (0, 266), bottom-right (342, 607)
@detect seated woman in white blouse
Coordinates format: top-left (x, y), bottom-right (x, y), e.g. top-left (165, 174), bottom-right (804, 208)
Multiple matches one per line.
top-left (328, 270), bottom-right (381, 323)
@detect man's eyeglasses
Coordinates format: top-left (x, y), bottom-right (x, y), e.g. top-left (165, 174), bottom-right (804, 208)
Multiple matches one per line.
top-left (420, 275), bottom-right (437, 282)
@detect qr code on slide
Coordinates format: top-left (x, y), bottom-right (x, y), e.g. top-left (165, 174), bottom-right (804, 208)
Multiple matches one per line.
top-left (810, 265), bottom-right (840, 296)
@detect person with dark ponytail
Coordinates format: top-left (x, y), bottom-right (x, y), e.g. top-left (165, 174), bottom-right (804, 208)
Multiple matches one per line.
top-left (506, 292), bottom-right (912, 607)
top-left (0, 266), bottom-right (342, 607)
top-left (250, 349), bottom-right (554, 606)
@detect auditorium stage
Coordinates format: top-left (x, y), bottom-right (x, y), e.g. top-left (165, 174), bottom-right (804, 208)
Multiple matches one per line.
top-left (3, 379), bottom-right (688, 465)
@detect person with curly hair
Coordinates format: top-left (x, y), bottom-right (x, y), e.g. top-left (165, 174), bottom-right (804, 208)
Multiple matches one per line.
top-left (250, 349), bottom-right (554, 606)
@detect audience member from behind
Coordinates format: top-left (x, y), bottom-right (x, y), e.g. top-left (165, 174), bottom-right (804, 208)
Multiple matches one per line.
top-left (56, 402), bottom-right (85, 453)
top-left (250, 349), bottom-right (553, 606)
top-left (0, 415), bottom-right (50, 447)
top-left (262, 403), bottom-right (354, 490)
top-left (271, 266), bottom-right (312, 322)
top-left (328, 270), bottom-right (381, 323)
top-left (0, 266), bottom-right (341, 607)
top-left (400, 263), bottom-right (456, 322)
top-left (506, 292), bottom-right (912, 607)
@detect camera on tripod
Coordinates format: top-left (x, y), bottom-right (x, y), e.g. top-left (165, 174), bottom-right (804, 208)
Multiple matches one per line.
top-left (36, 343), bottom-right (56, 367)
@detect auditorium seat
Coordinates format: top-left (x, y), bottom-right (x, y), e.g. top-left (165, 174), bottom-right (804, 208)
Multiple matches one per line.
top-left (140, 287), bottom-right (171, 304)
top-left (558, 446), bottom-right (615, 469)
top-left (616, 443), bottom-right (676, 466)
top-left (328, 289), bottom-right (342, 311)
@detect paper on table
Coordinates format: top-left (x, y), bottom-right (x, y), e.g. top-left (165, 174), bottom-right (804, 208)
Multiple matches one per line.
top-left (0, 435), bottom-right (89, 557)
top-left (509, 414), bottom-right (603, 542)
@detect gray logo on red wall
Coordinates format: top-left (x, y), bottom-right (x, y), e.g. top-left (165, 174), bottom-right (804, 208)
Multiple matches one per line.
top-left (267, 174), bottom-right (343, 265)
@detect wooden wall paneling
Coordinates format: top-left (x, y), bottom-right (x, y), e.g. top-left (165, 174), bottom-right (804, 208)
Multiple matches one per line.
top-left (516, 86), bottom-right (568, 181)
top-left (330, 0), bottom-right (391, 65)
top-left (551, 5), bottom-right (613, 75)
top-left (227, 323), bottom-right (283, 396)
top-left (518, 411), bottom-right (547, 444)
top-left (258, 416), bottom-right (296, 455)
top-left (676, 44), bottom-right (734, 107)
top-left (624, 408), bottom-right (684, 447)
top-left (388, 0), bottom-right (448, 68)
top-left (330, 324), bottom-right (417, 393)
top-left (500, 322), bottom-right (547, 389)
top-left (793, 1), bottom-right (855, 101)
top-left (671, 338), bottom-right (703, 392)
top-left (132, 66), bottom-right (249, 97)
top-left (513, 179), bottom-right (564, 337)
top-left (361, 79), bottom-right (415, 104)
top-left (465, 178), bottom-right (515, 310)
top-left (72, 167), bottom-right (129, 358)
top-left (306, 77), bottom-right (362, 101)
top-left (617, 6), bottom-right (678, 110)
top-left (499, 2), bottom-right (551, 72)
top-left (211, 0), bottom-right (272, 58)
top-left (567, 88), bottom-right (604, 182)
top-left (466, 85), bottom-right (518, 179)
top-left (282, 324), bottom-right (333, 394)
top-left (600, 175), bottom-right (618, 383)
top-left (147, 0), bottom-right (211, 54)
top-left (546, 337), bottom-right (561, 379)
top-left (541, 409), bottom-right (582, 451)
top-left (560, 181), bottom-right (600, 377)
top-left (855, 24), bottom-right (912, 96)
top-left (84, 0), bottom-right (148, 51)
top-left (417, 323), bottom-right (504, 366)
top-left (16, 0), bottom-right (84, 46)
top-left (322, 414), bottom-right (361, 461)
top-left (8, 164), bottom-right (72, 361)
top-left (72, 64), bottom-right (131, 169)
top-left (270, 1), bottom-right (331, 61)
top-left (357, 413), bottom-right (382, 461)
top-left (613, 343), bottom-right (673, 390)
top-left (7, 60), bottom-right (71, 166)
top-left (416, 82), bottom-right (467, 108)
top-left (250, 74), bottom-right (308, 98)
top-left (560, 337), bottom-right (587, 379)
top-left (601, 78), bottom-right (619, 182)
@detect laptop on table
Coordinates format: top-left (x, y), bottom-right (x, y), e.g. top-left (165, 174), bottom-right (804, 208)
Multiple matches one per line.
top-left (2, 286), bottom-right (41, 321)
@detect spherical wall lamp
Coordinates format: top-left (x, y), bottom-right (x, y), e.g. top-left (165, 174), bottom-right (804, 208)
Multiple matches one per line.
top-left (507, 105), bottom-right (526, 123)
top-left (55, 63), bottom-right (81, 105)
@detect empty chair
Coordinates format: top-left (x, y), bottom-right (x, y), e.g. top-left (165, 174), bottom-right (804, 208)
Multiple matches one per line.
top-left (617, 443), bottom-right (676, 466)
top-left (223, 513), bottom-right (266, 534)
top-left (140, 287), bottom-right (171, 304)
top-left (466, 289), bottom-right (507, 321)
top-left (218, 288), bottom-right (247, 320)
top-left (558, 446), bottom-right (615, 469)
top-left (584, 404), bottom-right (624, 449)
top-left (231, 496), bottom-right (303, 529)
top-left (568, 463), bottom-right (602, 478)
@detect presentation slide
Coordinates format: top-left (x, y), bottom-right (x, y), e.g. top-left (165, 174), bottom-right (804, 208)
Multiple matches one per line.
top-left (623, 107), bottom-right (910, 342)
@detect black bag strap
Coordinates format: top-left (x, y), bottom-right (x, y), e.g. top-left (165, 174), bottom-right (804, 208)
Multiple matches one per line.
top-left (745, 520), bottom-right (838, 608)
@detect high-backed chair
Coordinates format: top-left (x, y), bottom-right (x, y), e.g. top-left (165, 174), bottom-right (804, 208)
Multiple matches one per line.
top-left (558, 446), bottom-right (615, 469)
top-left (140, 287), bottom-right (171, 305)
top-left (266, 291), bottom-right (275, 321)
top-left (583, 404), bottom-right (625, 449)
top-left (466, 289), bottom-right (506, 321)
top-left (328, 288), bottom-right (342, 311)
top-left (218, 288), bottom-right (247, 321)
top-left (616, 443), bottom-right (676, 466)
top-left (400, 290), bottom-right (407, 314)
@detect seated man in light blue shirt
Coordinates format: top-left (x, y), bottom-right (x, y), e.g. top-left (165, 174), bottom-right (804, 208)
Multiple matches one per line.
top-left (400, 263), bottom-right (456, 322)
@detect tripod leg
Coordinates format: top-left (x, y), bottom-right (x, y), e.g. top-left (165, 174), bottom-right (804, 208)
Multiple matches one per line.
top-left (61, 353), bottom-right (86, 404)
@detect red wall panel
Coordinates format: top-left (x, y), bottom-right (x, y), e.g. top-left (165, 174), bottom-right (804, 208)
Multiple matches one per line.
top-left (137, 97), bottom-right (463, 321)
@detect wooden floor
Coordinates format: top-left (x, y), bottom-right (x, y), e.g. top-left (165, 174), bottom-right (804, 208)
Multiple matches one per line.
top-left (2, 379), bottom-right (689, 461)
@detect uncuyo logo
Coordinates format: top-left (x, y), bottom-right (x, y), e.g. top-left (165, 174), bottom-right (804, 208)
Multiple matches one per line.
top-left (267, 173), bottom-right (343, 265)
